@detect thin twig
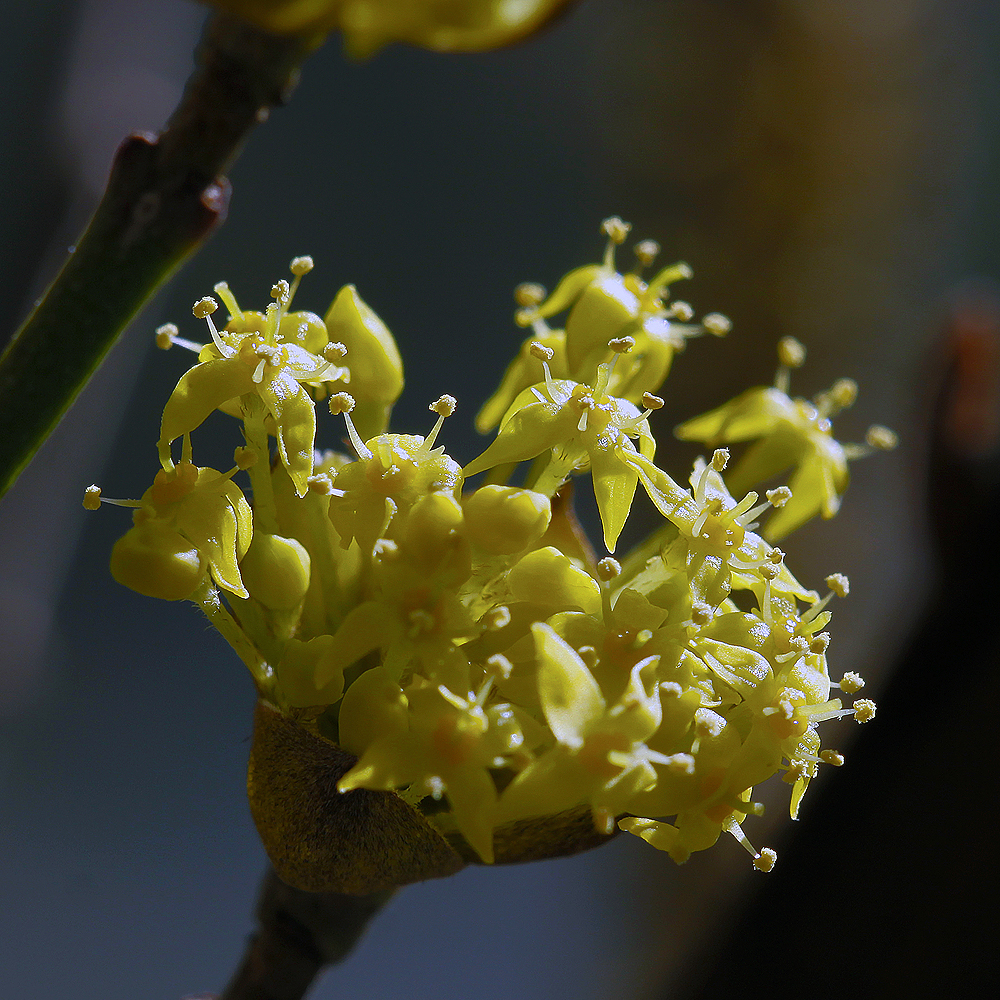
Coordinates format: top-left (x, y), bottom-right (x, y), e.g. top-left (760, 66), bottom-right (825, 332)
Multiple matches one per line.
top-left (0, 14), bottom-right (320, 497)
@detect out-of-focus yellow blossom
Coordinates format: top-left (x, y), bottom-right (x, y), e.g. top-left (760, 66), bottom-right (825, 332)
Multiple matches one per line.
top-left (92, 222), bottom-right (893, 894)
top-left (675, 337), bottom-right (898, 540)
top-left (204, 0), bottom-right (575, 56)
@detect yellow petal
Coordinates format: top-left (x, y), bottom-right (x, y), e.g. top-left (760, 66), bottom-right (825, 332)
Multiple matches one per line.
top-left (532, 622), bottom-right (605, 747)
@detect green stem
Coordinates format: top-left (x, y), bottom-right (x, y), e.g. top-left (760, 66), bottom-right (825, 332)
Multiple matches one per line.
top-left (191, 579), bottom-right (272, 692)
top-left (242, 394), bottom-right (280, 535)
top-left (0, 14), bottom-right (320, 498)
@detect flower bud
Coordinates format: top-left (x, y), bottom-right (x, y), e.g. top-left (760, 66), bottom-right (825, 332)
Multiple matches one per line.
top-left (463, 485), bottom-right (551, 555)
top-left (240, 533), bottom-right (311, 611)
top-left (110, 521), bottom-right (205, 601)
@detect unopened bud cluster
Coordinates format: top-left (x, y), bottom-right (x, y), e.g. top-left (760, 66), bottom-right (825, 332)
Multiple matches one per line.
top-left (89, 220), bottom-right (893, 884)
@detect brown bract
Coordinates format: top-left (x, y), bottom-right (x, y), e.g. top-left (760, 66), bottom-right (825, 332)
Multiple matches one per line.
top-left (248, 701), bottom-right (615, 894)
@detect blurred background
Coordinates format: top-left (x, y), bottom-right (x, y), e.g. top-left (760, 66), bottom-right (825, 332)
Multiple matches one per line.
top-left (2, 0), bottom-right (998, 996)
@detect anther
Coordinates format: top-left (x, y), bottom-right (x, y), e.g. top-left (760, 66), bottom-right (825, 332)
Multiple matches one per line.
top-left (830, 378), bottom-right (858, 409)
top-left (486, 653), bottom-right (513, 681)
top-left (514, 282), bottom-right (546, 307)
top-left (429, 394), bottom-right (457, 418)
top-left (289, 256), bottom-right (314, 276)
top-left (642, 392), bottom-right (665, 411)
top-left (601, 216), bottom-right (631, 244)
top-left (866, 425), bottom-right (899, 450)
top-left (690, 602), bottom-right (713, 625)
top-left (633, 239), bottom-right (660, 268)
top-left (155, 323), bottom-right (179, 350)
top-left (668, 301), bottom-right (694, 322)
top-left (768, 547), bottom-right (785, 564)
top-left (753, 848), bottom-right (777, 872)
top-left (766, 486), bottom-right (792, 508)
top-left (711, 448), bottom-right (730, 472)
top-left (809, 632), bottom-right (831, 654)
top-left (597, 557), bottom-right (622, 582)
top-left (853, 699), bottom-right (877, 722)
top-left (307, 473), bottom-right (336, 495)
top-left (608, 336), bottom-right (635, 354)
top-left (760, 563), bottom-right (780, 581)
top-left (825, 573), bottom-right (850, 598)
top-left (83, 485), bottom-right (102, 510)
top-left (839, 670), bottom-right (865, 694)
top-left (329, 392), bottom-right (355, 415)
top-left (234, 446), bottom-right (257, 470)
top-left (777, 337), bottom-right (806, 369)
top-left (820, 749), bottom-right (845, 766)
top-left (324, 342), bottom-right (348, 361)
top-left (701, 313), bottom-right (732, 336)
top-left (529, 341), bottom-right (554, 363)
top-left (192, 296), bottom-right (218, 319)
top-left (665, 753), bottom-right (695, 775)
top-left (271, 279), bottom-right (290, 303)
top-left (483, 606), bottom-right (512, 631)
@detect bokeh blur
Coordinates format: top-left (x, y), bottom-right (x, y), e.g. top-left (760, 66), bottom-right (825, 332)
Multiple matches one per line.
top-left (2, 1), bottom-right (998, 997)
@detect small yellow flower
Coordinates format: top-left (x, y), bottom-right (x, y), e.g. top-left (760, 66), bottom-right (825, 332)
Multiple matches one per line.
top-left (159, 285), bottom-right (347, 496)
top-left (108, 461), bottom-right (252, 600)
top-left (464, 343), bottom-right (655, 553)
top-left (675, 340), bottom-right (897, 540)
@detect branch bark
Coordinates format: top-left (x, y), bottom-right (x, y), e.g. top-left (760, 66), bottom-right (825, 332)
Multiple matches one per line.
top-left (0, 13), bottom-right (320, 497)
top-left (218, 867), bottom-right (395, 1000)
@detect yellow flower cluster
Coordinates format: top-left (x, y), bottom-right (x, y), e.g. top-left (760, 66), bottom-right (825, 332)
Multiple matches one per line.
top-left (89, 220), bottom-right (891, 884)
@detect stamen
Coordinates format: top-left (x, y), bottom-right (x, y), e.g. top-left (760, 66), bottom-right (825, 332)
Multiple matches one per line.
top-left (423, 394), bottom-right (457, 450)
top-left (816, 378), bottom-right (858, 418)
top-left (329, 392), bottom-right (372, 459)
top-left (600, 216), bottom-right (631, 269)
top-left (154, 323), bottom-right (202, 354)
top-left (213, 281), bottom-right (244, 322)
top-left (287, 255), bottom-right (313, 307)
top-left (529, 341), bottom-right (555, 388)
top-left (193, 296), bottom-right (233, 358)
top-left (83, 485), bottom-right (141, 510)
top-left (775, 336), bottom-right (806, 394)
top-left (801, 573), bottom-right (849, 623)
top-left (486, 653), bottom-right (513, 681)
